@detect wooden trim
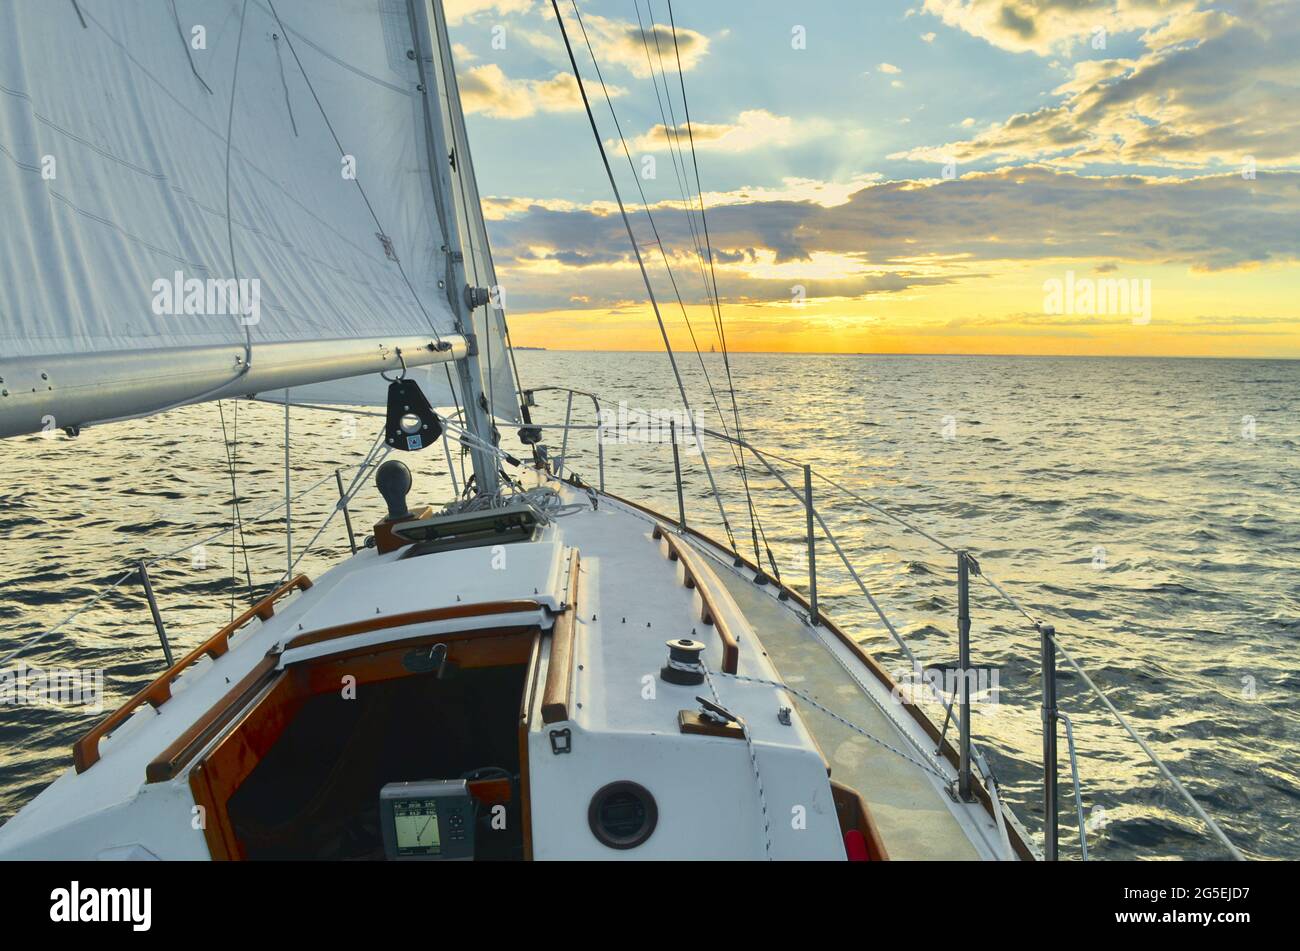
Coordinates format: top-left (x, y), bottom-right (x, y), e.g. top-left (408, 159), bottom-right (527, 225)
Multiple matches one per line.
top-left (188, 627), bottom-right (539, 860)
top-left (190, 761), bottom-right (237, 861)
top-left (678, 709), bottom-right (744, 739)
top-left (467, 778), bottom-right (513, 804)
top-left (145, 655), bottom-right (281, 783)
top-left (653, 526), bottom-right (739, 674)
top-left (518, 633), bottom-right (542, 861)
top-left (295, 626), bottom-right (536, 677)
top-left (283, 599), bottom-right (544, 652)
top-left (73, 575), bottom-right (312, 774)
top-left (373, 504), bottom-right (434, 555)
top-left (831, 780), bottom-right (890, 861)
top-left (606, 489), bottom-right (1036, 861)
top-left (540, 550), bottom-right (580, 723)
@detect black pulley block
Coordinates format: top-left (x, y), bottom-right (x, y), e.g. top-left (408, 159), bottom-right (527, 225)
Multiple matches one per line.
top-left (385, 377), bottom-right (443, 451)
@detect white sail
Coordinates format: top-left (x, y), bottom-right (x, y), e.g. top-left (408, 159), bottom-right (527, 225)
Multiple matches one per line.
top-left (428, 0), bottom-right (522, 424)
top-left (0, 0), bottom-right (504, 435)
top-left (277, 0), bottom-right (523, 422)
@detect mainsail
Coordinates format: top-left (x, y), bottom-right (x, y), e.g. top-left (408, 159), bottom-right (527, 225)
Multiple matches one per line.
top-left (0, 0), bottom-right (517, 438)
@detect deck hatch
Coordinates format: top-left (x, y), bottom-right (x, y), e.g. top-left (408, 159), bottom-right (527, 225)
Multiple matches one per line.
top-left (397, 506), bottom-right (540, 556)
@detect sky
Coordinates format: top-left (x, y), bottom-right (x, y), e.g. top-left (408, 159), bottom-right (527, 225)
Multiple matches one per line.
top-left (446, 0), bottom-right (1300, 357)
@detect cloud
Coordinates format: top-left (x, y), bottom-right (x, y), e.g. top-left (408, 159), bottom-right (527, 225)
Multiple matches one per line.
top-left (878, 62), bottom-right (903, 74)
top-left (444, 0), bottom-right (534, 27)
top-left (484, 167), bottom-right (1300, 311)
top-left (621, 109), bottom-right (830, 154)
top-left (919, 0), bottom-right (1200, 56)
top-left (893, 1), bottom-right (1300, 169)
top-left (459, 64), bottom-right (624, 118)
top-left (563, 11), bottom-right (711, 79)
top-left (921, 32), bottom-right (937, 42)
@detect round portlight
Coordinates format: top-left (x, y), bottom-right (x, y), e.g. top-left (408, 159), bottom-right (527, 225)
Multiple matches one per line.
top-left (588, 781), bottom-right (657, 850)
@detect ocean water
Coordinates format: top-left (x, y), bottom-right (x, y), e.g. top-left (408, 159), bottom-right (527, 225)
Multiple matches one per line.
top-left (1, 351), bottom-right (1296, 860)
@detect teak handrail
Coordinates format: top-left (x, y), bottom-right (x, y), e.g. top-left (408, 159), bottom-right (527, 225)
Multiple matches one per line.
top-left (540, 549), bottom-right (581, 723)
top-left (72, 574), bottom-right (313, 773)
top-left (653, 526), bottom-right (739, 674)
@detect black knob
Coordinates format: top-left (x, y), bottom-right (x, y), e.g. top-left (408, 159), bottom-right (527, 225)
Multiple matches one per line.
top-left (376, 460), bottom-right (413, 520)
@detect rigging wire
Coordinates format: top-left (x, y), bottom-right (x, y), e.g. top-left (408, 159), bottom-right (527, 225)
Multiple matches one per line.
top-left (643, 12), bottom-right (785, 582)
top-left (168, 0), bottom-right (213, 95)
top-left (554, 0), bottom-right (739, 553)
top-left (276, 426), bottom-right (388, 585)
top-left (630, 1), bottom-right (744, 477)
top-left (0, 460), bottom-right (356, 669)
top-left (216, 400), bottom-right (255, 613)
top-left (664, 0), bottom-right (771, 573)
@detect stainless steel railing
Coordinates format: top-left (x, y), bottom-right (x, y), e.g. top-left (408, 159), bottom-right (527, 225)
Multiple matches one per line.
top-left (520, 387), bottom-right (1245, 861)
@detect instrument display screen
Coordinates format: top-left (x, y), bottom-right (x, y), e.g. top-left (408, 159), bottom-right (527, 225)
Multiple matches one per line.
top-left (392, 797), bottom-right (441, 856)
top-left (379, 780), bottom-right (475, 860)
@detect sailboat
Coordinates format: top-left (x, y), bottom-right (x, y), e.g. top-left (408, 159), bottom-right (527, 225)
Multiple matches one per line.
top-left (0, 2), bottom-right (1242, 863)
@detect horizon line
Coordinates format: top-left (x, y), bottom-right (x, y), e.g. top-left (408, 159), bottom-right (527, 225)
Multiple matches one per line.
top-left (509, 348), bottom-right (1300, 361)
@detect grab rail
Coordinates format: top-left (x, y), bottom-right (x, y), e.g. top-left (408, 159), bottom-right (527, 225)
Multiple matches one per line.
top-left (72, 574), bottom-right (312, 773)
top-left (653, 525), bottom-right (740, 674)
top-left (541, 549), bottom-right (582, 723)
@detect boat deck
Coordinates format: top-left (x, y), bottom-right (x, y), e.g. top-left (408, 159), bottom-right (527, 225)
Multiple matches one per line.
top-left (0, 472), bottom-right (1021, 860)
top-left (712, 556), bottom-right (982, 859)
top-left (585, 486), bottom-right (1012, 860)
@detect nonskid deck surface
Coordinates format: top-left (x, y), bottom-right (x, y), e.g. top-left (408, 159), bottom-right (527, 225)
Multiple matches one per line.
top-left (0, 476), bottom-right (1010, 860)
top-left (709, 560), bottom-right (982, 860)
top-left (532, 477), bottom-right (1009, 859)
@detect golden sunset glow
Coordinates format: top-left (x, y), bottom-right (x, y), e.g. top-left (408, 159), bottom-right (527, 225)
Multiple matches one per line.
top-left (453, 1), bottom-right (1299, 360)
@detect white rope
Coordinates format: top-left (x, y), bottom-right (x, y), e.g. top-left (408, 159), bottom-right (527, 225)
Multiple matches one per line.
top-left (701, 664), bottom-right (772, 859)
top-left (718, 672), bottom-right (948, 782)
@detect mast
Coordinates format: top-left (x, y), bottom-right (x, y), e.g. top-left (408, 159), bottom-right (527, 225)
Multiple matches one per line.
top-left (408, 0), bottom-right (501, 497)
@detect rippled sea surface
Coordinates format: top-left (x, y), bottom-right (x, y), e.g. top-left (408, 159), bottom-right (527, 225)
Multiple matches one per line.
top-left (2, 352), bottom-right (1297, 860)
